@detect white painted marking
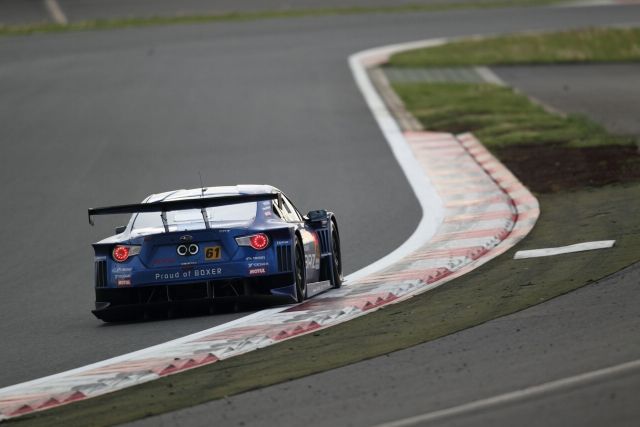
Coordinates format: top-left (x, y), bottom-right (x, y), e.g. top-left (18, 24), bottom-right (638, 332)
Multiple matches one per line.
top-left (44, 0), bottom-right (68, 24)
top-left (514, 240), bottom-right (615, 259)
top-left (374, 358), bottom-right (640, 427)
top-left (474, 66), bottom-right (506, 86)
top-left (0, 307), bottom-right (284, 394)
top-left (347, 40), bottom-right (449, 281)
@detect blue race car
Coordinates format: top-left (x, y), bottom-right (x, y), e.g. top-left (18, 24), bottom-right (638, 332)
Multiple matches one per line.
top-left (88, 185), bottom-right (342, 322)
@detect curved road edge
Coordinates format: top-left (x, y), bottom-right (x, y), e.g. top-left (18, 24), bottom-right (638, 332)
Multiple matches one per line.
top-left (0, 37), bottom-right (539, 421)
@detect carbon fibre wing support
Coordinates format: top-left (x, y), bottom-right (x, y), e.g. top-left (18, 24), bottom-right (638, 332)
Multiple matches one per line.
top-left (88, 193), bottom-right (279, 225)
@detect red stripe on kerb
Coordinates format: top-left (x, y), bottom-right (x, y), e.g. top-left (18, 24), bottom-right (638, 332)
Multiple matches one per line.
top-left (502, 182), bottom-right (525, 194)
top-left (513, 195), bottom-right (537, 206)
top-left (7, 391), bottom-right (87, 417)
top-left (272, 321), bottom-right (321, 340)
top-left (432, 176), bottom-right (494, 185)
top-left (445, 195), bottom-right (506, 207)
top-left (431, 228), bottom-right (509, 242)
top-left (362, 267), bottom-right (453, 284)
top-left (285, 292), bottom-right (396, 312)
top-left (436, 186), bottom-right (499, 195)
top-left (428, 168), bottom-right (484, 177)
top-left (192, 324), bottom-right (278, 342)
top-left (9, 405), bottom-right (34, 416)
top-left (445, 211), bottom-right (516, 223)
top-left (80, 353), bottom-right (219, 377)
top-left (405, 246), bottom-right (486, 260)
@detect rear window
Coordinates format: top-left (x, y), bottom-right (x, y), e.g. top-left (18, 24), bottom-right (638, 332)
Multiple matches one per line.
top-left (131, 202), bottom-right (257, 235)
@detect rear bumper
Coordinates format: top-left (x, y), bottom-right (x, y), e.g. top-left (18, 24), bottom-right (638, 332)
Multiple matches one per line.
top-left (92, 273), bottom-right (295, 321)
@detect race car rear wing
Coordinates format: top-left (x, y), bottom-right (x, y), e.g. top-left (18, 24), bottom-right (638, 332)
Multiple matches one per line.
top-left (88, 193), bottom-right (280, 228)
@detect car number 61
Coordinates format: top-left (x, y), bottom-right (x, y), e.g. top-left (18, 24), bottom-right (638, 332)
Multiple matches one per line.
top-left (205, 246), bottom-right (221, 260)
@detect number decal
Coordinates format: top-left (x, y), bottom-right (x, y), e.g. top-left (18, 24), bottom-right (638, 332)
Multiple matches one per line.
top-left (205, 246), bottom-right (221, 261)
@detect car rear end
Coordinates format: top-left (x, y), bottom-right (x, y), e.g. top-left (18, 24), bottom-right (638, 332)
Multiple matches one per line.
top-left (91, 198), bottom-right (298, 321)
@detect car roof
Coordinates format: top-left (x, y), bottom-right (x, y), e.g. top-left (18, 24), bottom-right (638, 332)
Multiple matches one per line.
top-left (144, 185), bottom-right (281, 203)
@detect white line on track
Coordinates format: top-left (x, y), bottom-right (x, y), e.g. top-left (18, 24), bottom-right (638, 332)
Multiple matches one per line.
top-left (474, 66), bottom-right (506, 86)
top-left (514, 240), bottom-right (615, 259)
top-left (373, 358), bottom-right (640, 427)
top-left (44, 0), bottom-right (68, 24)
top-left (347, 40), bottom-right (449, 281)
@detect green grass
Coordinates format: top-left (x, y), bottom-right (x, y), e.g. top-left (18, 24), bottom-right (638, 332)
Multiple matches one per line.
top-left (393, 82), bottom-right (636, 148)
top-left (389, 27), bottom-right (640, 67)
top-left (0, 0), bottom-right (563, 37)
top-left (13, 183), bottom-right (640, 427)
top-left (389, 27), bottom-right (640, 192)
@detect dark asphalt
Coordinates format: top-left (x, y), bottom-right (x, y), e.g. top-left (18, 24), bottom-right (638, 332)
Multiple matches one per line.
top-left (0, 0), bottom-right (638, 394)
top-left (493, 63), bottom-right (640, 136)
top-left (0, 0), bottom-right (509, 25)
top-left (128, 261), bottom-right (640, 427)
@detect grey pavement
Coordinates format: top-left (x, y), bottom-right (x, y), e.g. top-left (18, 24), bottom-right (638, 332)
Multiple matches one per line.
top-left (1, 1), bottom-right (639, 391)
top-left (0, 0), bottom-right (50, 25)
top-left (493, 63), bottom-right (640, 136)
top-left (127, 261), bottom-right (640, 427)
top-left (1, 0), bottom-right (517, 25)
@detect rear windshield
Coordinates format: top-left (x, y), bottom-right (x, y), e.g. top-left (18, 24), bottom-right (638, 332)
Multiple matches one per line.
top-left (131, 202), bottom-right (257, 235)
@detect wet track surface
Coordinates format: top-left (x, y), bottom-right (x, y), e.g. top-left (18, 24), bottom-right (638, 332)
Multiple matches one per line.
top-left (0, 0), bottom-right (639, 412)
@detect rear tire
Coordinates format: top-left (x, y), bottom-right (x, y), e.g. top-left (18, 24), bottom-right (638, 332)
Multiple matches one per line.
top-left (294, 237), bottom-right (307, 302)
top-left (330, 222), bottom-right (343, 288)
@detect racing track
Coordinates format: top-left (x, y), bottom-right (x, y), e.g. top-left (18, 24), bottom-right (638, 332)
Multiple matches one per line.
top-left (1, 2), bottom-right (639, 396)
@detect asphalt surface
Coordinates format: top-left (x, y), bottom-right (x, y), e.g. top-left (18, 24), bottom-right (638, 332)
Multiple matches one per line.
top-left (128, 261), bottom-right (640, 427)
top-left (0, 0), bottom-right (514, 25)
top-left (493, 63), bottom-right (640, 136)
top-left (0, 0), bottom-right (638, 400)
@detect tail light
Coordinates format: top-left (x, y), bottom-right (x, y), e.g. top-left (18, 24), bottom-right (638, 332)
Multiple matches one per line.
top-left (112, 245), bottom-right (141, 262)
top-left (236, 233), bottom-right (270, 250)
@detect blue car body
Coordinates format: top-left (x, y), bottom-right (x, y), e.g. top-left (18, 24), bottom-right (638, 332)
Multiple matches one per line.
top-left (89, 185), bottom-right (342, 322)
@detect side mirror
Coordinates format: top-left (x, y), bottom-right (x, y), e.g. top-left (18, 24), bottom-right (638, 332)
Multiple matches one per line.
top-left (306, 209), bottom-right (328, 223)
top-left (115, 225), bottom-right (126, 234)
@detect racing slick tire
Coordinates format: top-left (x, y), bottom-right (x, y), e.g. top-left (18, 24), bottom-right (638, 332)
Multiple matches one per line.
top-left (294, 236), bottom-right (307, 303)
top-left (330, 222), bottom-right (343, 288)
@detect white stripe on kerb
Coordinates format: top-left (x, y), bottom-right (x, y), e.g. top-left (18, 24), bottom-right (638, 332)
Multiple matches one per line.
top-left (514, 240), bottom-right (615, 259)
top-left (374, 358), bottom-right (640, 427)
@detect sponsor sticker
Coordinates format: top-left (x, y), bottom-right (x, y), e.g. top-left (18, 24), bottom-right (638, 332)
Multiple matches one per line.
top-left (154, 267), bottom-right (223, 281)
top-left (117, 279), bottom-right (131, 287)
top-left (248, 262), bottom-right (269, 268)
top-left (194, 267), bottom-right (222, 277)
top-left (249, 267), bottom-right (267, 276)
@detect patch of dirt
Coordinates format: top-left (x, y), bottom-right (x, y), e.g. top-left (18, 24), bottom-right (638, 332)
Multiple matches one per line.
top-left (493, 144), bottom-right (640, 193)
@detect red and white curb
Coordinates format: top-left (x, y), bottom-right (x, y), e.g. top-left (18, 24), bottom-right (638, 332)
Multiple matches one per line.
top-left (0, 40), bottom-right (539, 421)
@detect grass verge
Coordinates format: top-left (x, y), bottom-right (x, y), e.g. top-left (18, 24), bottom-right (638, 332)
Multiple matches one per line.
top-left (0, 0), bottom-right (563, 37)
top-left (393, 82), bottom-right (640, 192)
top-left (389, 27), bottom-right (640, 67)
top-left (389, 27), bottom-right (640, 193)
top-left (12, 182), bottom-right (640, 426)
